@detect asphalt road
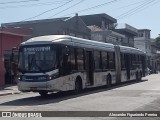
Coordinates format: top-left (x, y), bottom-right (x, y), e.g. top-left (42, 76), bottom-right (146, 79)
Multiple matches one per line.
top-left (0, 73), bottom-right (160, 120)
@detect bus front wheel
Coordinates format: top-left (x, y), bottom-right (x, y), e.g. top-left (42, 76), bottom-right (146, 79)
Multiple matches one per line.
top-left (39, 91), bottom-right (48, 97)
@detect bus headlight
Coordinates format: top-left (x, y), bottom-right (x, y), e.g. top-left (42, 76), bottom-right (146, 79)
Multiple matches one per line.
top-left (18, 77), bottom-right (20, 80)
top-left (48, 74), bottom-right (59, 80)
top-left (49, 76), bottom-right (52, 80)
top-left (48, 69), bottom-right (59, 80)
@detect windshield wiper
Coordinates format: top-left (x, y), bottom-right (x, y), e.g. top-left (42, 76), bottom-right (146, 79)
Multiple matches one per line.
top-left (28, 57), bottom-right (44, 73)
top-left (35, 62), bottom-right (46, 74)
top-left (18, 68), bottom-right (26, 74)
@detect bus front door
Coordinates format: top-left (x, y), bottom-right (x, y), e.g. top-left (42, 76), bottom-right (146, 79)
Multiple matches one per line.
top-left (86, 51), bottom-right (94, 85)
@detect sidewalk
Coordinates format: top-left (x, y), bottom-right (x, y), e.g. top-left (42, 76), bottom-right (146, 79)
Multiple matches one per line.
top-left (0, 84), bottom-right (21, 96)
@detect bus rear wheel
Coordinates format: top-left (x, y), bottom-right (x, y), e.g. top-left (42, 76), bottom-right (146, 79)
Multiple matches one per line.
top-left (39, 91), bottom-right (48, 97)
top-left (138, 72), bottom-right (142, 81)
top-left (106, 75), bottom-right (111, 88)
top-left (136, 72), bottom-right (139, 81)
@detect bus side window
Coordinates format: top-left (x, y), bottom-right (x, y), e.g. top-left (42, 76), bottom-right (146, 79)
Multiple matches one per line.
top-left (124, 54), bottom-right (127, 68)
top-left (132, 54), bottom-right (136, 69)
top-left (61, 46), bottom-right (71, 75)
top-left (130, 54), bottom-right (133, 69)
top-left (113, 52), bottom-right (115, 69)
top-left (121, 53), bottom-right (125, 69)
top-left (108, 52), bottom-right (115, 70)
top-left (94, 51), bottom-right (101, 70)
top-left (136, 54), bottom-right (139, 67)
top-left (102, 52), bottom-right (108, 70)
top-left (70, 47), bottom-right (76, 71)
top-left (76, 48), bottom-right (84, 70)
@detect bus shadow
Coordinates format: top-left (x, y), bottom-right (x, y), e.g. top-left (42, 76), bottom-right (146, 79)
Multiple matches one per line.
top-left (0, 79), bottom-right (148, 106)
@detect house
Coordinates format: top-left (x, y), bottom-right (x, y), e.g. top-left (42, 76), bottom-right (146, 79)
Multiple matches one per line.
top-left (2, 14), bottom-right (91, 40)
top-left (134, 29), bottom-right (151, 68)
top-left (0, 27), bottom-right (31, 86)
top-left (134, 29), bottom-right (160, 72)
top-left (114, 23), bottom-right (138, 47)
top-left (80, 13), bottom-right (117, 30)
top-left (88, 25), bottom-right (125, 45)
top-left (80, 13), bottom-right (125, 45)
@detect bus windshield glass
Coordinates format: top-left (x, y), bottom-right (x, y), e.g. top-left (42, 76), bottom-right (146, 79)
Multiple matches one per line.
top-left (19, 45), bottom-right (57, 72)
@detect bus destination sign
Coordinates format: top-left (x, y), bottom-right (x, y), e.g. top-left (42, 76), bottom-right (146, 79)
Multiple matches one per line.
top-left (24, 46), bottom-right (51, 52)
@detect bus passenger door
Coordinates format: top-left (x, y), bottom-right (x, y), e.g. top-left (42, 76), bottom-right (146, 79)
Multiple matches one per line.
top-left (86, 51), bottom-right (94, 85)
top-left (126, 54), bottom-right (130, 80)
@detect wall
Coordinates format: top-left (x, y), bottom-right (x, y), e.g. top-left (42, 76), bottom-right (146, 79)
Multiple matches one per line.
top-left (80, 14), bottom-right (117, 30)
top-left (5, 20), bottom-right (63, 38)
top-left (62, 16), bottom-right (91, 39)
top-left (0, 33), bottom-right (23, 86)
top-left (3, 16), bottom-right (91, 40)
top-left (134, 38), bottom-right (146, 52)
top-left (90, 30), bottom-right (125, 46)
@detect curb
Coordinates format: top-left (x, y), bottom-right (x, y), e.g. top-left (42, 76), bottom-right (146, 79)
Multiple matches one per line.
top-left (0, 91), bottom-right (21, 96)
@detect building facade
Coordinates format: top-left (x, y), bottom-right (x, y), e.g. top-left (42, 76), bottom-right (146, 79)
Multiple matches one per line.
top-left (2, 14), bottom-right (91, 40)
top-left (0, 27), bottom-right (31, 86)
top-left (134, 29), bottom-right (158, 72)
top-left (80, 13), bottom-right (117, 30)
top-left (88, 25), bottom-right (125, 45)
top-left (150, 38), bottom-right (160, 73)
top-left (80, 13), bottom-right (126, 45)
top-left (114, 23), bottom-right (138, 47)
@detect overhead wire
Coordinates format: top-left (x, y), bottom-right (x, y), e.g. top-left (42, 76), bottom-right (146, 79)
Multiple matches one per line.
top-left (117, 0), bottom-right (160, 20)
top-left (63, 0), bottom-right (121, 17)
top-left (0, 1), bottom-right (67, 9)
top-left (4, 0), bottom-right (159, 24)
top-left (21, 0), bottom-right (74, 21)
top-left (0, 0), bottom-right (40, 5)
top-left (106, 0), bottom-right (148, 13)
top-left (117, 0), bottom-right (153, 19)
top-left (117, 0), bottom-right (156, 20)
top-left (48, 0), bottom-right (85, 18)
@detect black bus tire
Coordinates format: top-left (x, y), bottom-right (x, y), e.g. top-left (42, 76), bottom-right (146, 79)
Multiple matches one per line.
top-left (39, 91), bottom-right (48, 97)
top-left (139, 72), bottom-right (142, 81)
top-left (136, 72), bottom-right (139, 81)
top-left (107, 75), bottom-right (111, 88)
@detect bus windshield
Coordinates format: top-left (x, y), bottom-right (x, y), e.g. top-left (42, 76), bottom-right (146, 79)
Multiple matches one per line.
top-left (19, 45), bottom-right (57, 73)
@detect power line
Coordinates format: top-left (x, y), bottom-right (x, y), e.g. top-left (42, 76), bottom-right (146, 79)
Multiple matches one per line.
top-left (21, 0), bottom-right (74, 21)
top-left (0, 0), bottom-right (39, 5)
top-left (117, 0), bottom-right (152, 19)
top-left (63, 0), bottom-right (121, 17)
top-left (118, 0), bottom-right (155, 19)
top-left (118, 0), bottom-right (160, 20)
top-left (117, 0), bottom-right (156, 20)
top-left (0, 1), bottom-right (66, 9)
top-left (107, 0), bottom-right (147, 13)
top-left (48, 0), bottom-right (85, 18)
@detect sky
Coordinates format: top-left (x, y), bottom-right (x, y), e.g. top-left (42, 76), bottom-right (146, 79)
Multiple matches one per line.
top-left (0, 0), bottom-right (159, 38)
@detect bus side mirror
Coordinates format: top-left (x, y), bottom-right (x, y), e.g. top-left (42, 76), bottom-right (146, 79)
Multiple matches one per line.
top-left (18, 68), bottom-right (26, 74)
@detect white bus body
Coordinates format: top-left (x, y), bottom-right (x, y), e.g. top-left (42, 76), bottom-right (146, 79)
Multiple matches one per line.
top-left (17, 35), bottom-right (146, 96)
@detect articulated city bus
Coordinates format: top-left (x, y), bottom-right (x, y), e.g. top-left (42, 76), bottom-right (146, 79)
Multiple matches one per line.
top-left (17, 35), bottom-right (146, 96)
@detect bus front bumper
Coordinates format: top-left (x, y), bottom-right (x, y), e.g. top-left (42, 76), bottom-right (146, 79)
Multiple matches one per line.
top-left (17, 81), bottom-right (60, 92)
